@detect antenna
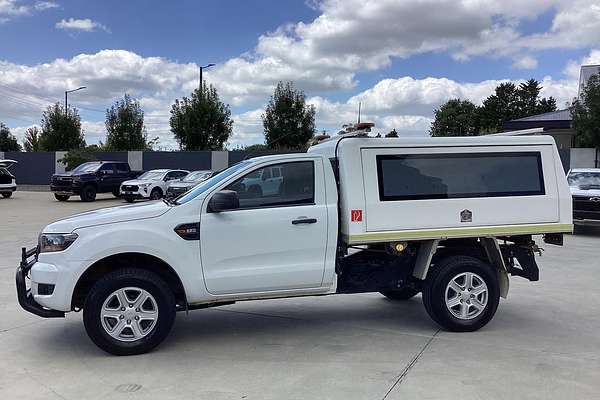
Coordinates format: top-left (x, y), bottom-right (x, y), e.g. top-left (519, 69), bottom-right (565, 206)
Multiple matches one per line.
top-left (357, 102), bottom-right (361, 124)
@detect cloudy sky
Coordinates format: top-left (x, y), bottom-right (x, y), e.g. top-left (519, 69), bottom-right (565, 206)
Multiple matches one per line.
top-left (1, 0), bottom-right (600, 149)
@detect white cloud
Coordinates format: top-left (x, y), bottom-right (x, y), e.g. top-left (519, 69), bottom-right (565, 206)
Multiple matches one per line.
top-left (0, 0), bottom-right (57, 23)
top-left (0, 0), bottom-right (28, 17)
top-left (34, 1), bottom-right (58, 11)
top-left (56, 18), bottom-right (110, 33)
top-left (512, 55), bottom-right (538, 70)
top-left (228, 109), bottom-right (265, 148)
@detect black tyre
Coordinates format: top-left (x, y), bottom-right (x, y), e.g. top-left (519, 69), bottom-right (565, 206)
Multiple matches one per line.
top-left (422, 256), bottom-right (499, 332)
top-left (149, 188), bottom-right (162, 200)
top-left (54, 194), bottom-right (70, 201)
top-left (2, 192), bottom-right (12, 198)
top-left (79, 185), bottom-right (97, 202)
top-left (112, 189), bottom-right (121, 198)
top-left (380, 287), bottom-right (420, 301)
top-left (83, 268), bottom-right (176, 356)
top-left (124, 197), bottom-right (135, 203)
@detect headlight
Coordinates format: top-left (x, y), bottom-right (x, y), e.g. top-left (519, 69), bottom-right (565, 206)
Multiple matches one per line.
top-left (139, 183), bottom-right (151, 188)
top-left (39, 233), bottom-right (78, 253)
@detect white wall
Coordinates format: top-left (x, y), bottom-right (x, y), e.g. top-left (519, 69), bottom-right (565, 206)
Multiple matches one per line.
top-left (570, 148), bottom-right (599, 169)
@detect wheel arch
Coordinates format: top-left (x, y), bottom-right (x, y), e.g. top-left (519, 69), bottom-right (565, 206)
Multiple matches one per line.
top-left (71, 252), bottom-right (187, 310)
top-left (413, 237), bottom-right (509, 298)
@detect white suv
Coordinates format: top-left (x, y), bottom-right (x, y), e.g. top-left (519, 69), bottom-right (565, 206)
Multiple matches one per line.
top-left (0, 159), bottom-right (17, 198)
top-left (120, 169), bottom-right (188, 202)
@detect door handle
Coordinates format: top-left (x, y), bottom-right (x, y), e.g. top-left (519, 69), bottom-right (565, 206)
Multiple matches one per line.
top-left (292, 218), bottom-right (317, 225)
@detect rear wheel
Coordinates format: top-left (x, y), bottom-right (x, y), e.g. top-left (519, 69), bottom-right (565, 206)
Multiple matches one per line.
top-left (2, 192), bottom-right (12, 198)
top-left (54, 194), bottom-right (70, 201)
top-left (380, 287), bottom-right (420, 301)
top-left (83, 268), bottom-right (176, 356)
top-left (422, 256), bottom-right (499, 332)
top-left (79, 185), bottom-right (97, 202)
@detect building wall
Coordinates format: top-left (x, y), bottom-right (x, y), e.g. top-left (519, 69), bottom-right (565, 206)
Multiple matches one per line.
top-left (570, 148), bottom-right (599, 169)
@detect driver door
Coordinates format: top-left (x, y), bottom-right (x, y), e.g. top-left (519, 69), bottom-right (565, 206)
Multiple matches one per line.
top-left (200, 158), bottom-right (328, 295)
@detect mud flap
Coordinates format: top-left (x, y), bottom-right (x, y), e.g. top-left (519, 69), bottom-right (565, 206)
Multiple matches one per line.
top-left (481, 238), bottom-right (509, 299)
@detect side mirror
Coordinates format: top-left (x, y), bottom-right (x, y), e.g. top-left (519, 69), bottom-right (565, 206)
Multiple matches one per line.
top-left (208, 190), bottom-right (239, 213)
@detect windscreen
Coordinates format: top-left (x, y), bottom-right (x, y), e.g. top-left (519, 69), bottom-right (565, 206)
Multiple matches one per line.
top-left (138, 170), bottom-right (165, 180)
top-left (175, 161), bottom-right (251, 205)
top-left (568, 171), bottom-right (600, 188)
top-left (73, 162), bottom-right (102, 173)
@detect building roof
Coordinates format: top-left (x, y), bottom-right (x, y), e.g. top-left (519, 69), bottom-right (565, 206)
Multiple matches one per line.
top-left (503, 109), bottom-right (572, 131)
top-left (510, 109), bottom-right (572, 122)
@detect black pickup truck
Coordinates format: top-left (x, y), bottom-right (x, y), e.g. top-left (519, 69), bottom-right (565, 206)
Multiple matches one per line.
top-left (50, 161), bottom-right (143, 202)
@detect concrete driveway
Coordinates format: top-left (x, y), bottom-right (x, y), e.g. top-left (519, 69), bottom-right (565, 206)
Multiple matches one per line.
top-left (1, 191), bottom-right (599, 399)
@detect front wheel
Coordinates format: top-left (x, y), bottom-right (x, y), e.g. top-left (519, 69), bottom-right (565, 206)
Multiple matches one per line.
top-left (1, 192), bottom-right (12, 198)
top-left (79, 185), bottom-right (97, 202)
top-left (83, 268), bottom-right (176, 355)
top-left (54, 194), bottom-right (70, 201)
top-left (149, 188), bottom-right (162, 200)
top-left (422, 256), bottom-right (499, 332)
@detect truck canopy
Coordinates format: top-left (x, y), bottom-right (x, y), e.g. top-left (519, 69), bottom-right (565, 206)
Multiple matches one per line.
top-left (308, 135), bottom-right (572, 244)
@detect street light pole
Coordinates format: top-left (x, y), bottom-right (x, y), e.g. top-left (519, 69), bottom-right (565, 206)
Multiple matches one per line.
top-left (199, 63), bottom-right (216, 93)
top-left (65, 86), bottom-right (86, 113)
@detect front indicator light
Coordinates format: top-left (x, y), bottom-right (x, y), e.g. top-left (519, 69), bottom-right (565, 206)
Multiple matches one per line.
top-left (39, 233), bottom-right (78, 253)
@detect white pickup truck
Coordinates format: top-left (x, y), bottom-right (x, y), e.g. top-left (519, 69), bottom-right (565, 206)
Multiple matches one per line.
top-left (16, 133), bottom-right (572, 355)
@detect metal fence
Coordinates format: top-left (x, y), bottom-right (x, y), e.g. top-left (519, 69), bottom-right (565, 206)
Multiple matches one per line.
top-left (0, 148), bottom-right (595, 185)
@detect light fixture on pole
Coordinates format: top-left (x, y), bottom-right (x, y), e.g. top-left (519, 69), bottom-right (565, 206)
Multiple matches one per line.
top-left (65, 86), bottom-right (86, 112)
top-left (199, 64), bottom-right (215, 93)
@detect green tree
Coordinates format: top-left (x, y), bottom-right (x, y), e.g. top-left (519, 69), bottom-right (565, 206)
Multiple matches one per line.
top-left (105, 94), bottom-right (150, 150)
top-left (0, 122), bottom-right (21, 151)
top-left (262, 81), bottom-right (316, 149)
top-left (478, 80), bottom-right (557, 133)
top-left (169, 83), bottom-right (233, 150)
top-left (430, 99), bottom-right (480, 137)
top-left (478, 83), bottom-right (520, 133)
top-left (23, 126), bottom-right (42, 152)
top-left (58, 150), bottom-right (97, 171)
top-left (571, 73), bottom-right (600, 148)
top-left (242, 143), bottom-right (270, 151)
top-left (39, 103), bottom-right (85, 151)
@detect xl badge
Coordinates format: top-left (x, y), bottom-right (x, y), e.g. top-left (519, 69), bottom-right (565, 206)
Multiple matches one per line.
top-left (460, 209), bottom-right (472, 223)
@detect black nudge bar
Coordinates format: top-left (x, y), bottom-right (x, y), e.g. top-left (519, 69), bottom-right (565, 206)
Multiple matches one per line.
top-left (15, 247), bottom-right (65, 318)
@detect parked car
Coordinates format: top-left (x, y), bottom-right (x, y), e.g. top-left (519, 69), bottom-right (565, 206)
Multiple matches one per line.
top-left (51, 161), bottom-right (142, 202)
top-left (120, 169), bottom-right (189, 202)
top-left (0, 159), bottom-right (17, 198)
top-left (166, 170), bottom-right (213, 199)
top-left (567, 168), bottom-right (600, 227)
top-left (230, 164), bottom-right (283, 197)
top-left (16, 132), bottom-right (572, 355)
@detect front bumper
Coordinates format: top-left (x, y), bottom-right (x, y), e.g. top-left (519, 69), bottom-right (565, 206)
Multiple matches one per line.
top-left (15, 247), bottom-right (65, 318)
top-left (0, 185), bottom-right (16, 193)
top-left (573, 218), bottom-right (600, 227)
top-left (50, 184), bottom-right (82, 195)
top-left (120, 187), bottom-right (150, 199)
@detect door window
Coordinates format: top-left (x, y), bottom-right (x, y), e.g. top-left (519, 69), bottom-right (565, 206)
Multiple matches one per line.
top-left (224, 161), bottom-right (314, 209)
top-left (115, 163), bottom-right (129, 172)
top-left (99, 163), bottom-right (115, 174)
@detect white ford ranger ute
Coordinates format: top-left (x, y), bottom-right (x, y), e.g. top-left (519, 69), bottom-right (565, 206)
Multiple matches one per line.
top-left (16, 133), bottom-right (572, 355)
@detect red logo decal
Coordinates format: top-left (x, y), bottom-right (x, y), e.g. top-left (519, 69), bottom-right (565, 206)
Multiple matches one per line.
top-left (351, 209), bottom-right (363, 222)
